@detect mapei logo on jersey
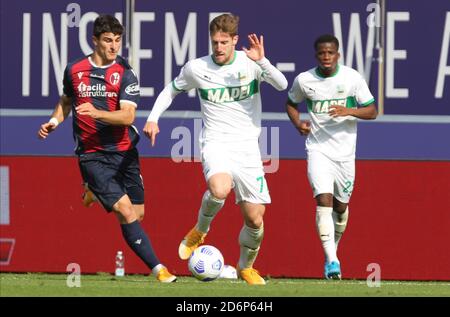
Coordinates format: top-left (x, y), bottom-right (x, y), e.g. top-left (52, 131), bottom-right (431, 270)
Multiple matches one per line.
top-left (310, 98), bottom-right (347, 113)
top-left (77, 81), bottom-right (118, 98)
top-left (125, 83), bottom-right (140, 95)
top-left (308, 96), bottom-right (358, 113)
top-left (110, 72), bottom-right (120, 85)
top-left (199, 79), bottom-right (259, 103)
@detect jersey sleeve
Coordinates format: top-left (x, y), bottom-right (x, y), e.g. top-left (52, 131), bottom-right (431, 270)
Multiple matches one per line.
top-left (62, 65), bottom-right (74, 98)
top-left (287, 75), bottom-right (305, 104)
top-left (256, 57), bottom-right (288, 91)
top-left (252, 59), bottom-right (264, 81)
top-left (355, 74), bottom-right (375, 107)
top-left (172, 61), bottom-right (196, 92)
top-left (119, 68), bottom-right (140, 107)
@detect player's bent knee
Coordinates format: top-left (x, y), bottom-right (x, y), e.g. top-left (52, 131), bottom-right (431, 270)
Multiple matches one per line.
top-left (208, 174), bottom-right (233, 200)
top-left (133, 205), bottom-right (145, 222)
top-left (316, 193), bottom-right (333, 207)
top-left (209, 186), bottom-right (231, 200)
top-left (117, 210), bottom-right (136, 223)
top-left (113, 202), bottom-right (138, 224)
top-left (246, 217), bottom-right (263, 229)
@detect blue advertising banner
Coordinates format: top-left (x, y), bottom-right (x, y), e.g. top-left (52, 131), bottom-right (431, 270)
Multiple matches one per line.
top-left (1, 0), bottom-right (449, 160)
top-left (1, 0), bottom-right (449, 115)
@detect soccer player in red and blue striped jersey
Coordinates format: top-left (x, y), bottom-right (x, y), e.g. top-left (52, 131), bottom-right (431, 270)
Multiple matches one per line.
top-left (38, 14), bottom-right (176, 283)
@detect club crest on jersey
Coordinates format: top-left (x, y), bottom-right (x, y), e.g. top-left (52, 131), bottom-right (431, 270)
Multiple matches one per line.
top-left (336, 84), bottom-right (345, 94)
top-left (238, 71), bottom-right (247, 81)
top-left (110, 72), bottom-right (120, 85)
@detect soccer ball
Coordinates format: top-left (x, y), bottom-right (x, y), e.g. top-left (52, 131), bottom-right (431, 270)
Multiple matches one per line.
top-left (218, 264), bottom-right (238, 279)
top-left (188, 245), bottom-right (224, 281)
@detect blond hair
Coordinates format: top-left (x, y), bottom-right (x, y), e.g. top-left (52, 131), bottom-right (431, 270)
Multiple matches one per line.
top-left (209, 13), bottom-right (239, 37)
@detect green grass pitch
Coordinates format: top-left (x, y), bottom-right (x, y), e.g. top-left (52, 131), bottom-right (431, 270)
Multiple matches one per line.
top-left (1, 273), bottom-right (449, 297)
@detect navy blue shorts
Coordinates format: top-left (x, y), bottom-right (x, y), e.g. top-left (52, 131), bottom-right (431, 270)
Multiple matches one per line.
top-left (78, 148), bottom-right (145, 212)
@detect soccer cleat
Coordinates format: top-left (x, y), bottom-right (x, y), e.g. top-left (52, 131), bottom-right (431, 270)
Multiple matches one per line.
top-left (178, 227), bottom-right (207, 260)
top-left (82, 188), bottom-right (97, 207)
top-left (324, 261), bottom-right (342, 280)
top-left (156, 267), bottom-right (177, 283)
top-left (236, 265), bottom-right (266, 285)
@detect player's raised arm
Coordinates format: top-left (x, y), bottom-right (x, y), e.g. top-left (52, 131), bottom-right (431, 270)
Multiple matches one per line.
top-left (243, 34), bottom-right (288, 91)
top-left (143, 83), bottom-right (182, 146)
top-left (38, 95), bottom-right (72, 139)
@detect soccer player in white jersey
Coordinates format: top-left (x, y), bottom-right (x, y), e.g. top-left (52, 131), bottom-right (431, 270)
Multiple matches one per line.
top-left (143, 14), bottom-right (287, 285)
top-left (286, 34), bottom-right (377, 279)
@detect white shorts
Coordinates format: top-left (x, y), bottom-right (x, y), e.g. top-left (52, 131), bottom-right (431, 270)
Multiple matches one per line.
top-left (200, 140), bottom-right (271, 204)
top-left (307, 151), bottom-right (355, 203)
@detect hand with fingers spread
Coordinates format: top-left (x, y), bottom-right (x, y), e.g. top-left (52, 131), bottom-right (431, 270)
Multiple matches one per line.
top-left (143, 121), bottom-right (160, 147)
top-left (242, 33), bottom-right (265, 62)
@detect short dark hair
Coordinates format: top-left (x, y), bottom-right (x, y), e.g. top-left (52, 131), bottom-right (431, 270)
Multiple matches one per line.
top-left (93, 14), bottom-right (124, 38)
top-left (314, 34), bottom-right (339, 51)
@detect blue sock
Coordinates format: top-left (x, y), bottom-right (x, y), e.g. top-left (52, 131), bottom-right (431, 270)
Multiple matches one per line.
top-left (120, 220), bottom-right (161, 270)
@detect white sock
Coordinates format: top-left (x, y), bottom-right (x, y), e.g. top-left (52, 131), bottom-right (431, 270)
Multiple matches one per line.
top-left (333, 207), bottom-right (349, 251)
top-left (238, 224), bottom-right (264, 269)
top-left (196, 191), bottom-right (225, 233)
top-left (152, 264), bottom-right (164, 276)
top-left (316, 206), bottom-right (338, 263)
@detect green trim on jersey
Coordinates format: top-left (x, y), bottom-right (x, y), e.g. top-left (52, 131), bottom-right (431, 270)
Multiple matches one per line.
top-left (172, 81), bottom-right (184, 92)
top-left (199, 79), bottom-right (259, 103)
top-left (315, 64), bottom-right (340, 78)
top-left (361, 98), bottom-right (375, 107)
top-left (211, 51), bottom-right (237, 66)
top-left (306, 96), bottom-right (357, 113)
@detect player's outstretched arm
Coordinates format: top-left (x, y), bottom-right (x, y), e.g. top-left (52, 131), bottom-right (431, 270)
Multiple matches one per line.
top-left (143, 121), bottom-right (160, 147)
top-left (38, 95), bottom-right (72, 139)
top-left (143, 83), bottom-right (182, 146)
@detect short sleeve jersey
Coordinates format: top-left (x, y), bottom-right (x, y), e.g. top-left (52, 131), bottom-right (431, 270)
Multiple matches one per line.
top-left (63, 55), bottom-right (140, 154)
top-left (172, 51), bottom-right (266, 142)
top-left (288, 64), bottom-right (374, 160)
